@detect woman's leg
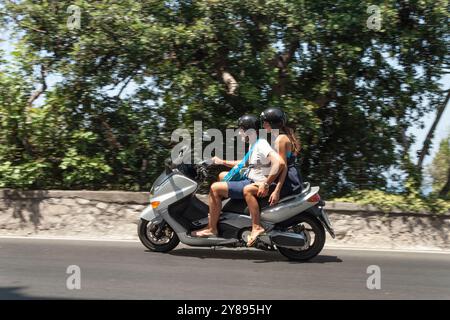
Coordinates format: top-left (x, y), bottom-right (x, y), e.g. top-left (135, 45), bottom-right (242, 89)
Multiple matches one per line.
top-left (191, 182), bottom-right (228, 237)
top-left (243, 184), bottom-right (266, 245)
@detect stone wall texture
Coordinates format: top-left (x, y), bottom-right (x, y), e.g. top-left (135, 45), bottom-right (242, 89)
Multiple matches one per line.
top-left (0, 190), bottom-right (147, 240)
top-left (1, 189), bottom-right (449, 250)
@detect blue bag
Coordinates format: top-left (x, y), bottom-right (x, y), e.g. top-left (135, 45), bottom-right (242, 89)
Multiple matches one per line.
top-left (222, 140), bottom-right (258, 182)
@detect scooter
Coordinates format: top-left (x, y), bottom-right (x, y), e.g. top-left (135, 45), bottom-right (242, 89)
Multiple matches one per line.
top-left (138, 148), bottom-right (335, 261)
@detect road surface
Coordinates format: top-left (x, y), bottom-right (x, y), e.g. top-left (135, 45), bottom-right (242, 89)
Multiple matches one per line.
top-left (1, 237), bottom-right (449, 299)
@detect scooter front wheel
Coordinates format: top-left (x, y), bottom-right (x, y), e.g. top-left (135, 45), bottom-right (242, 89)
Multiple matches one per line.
top-left (138, 218), bottom-right (180, 252)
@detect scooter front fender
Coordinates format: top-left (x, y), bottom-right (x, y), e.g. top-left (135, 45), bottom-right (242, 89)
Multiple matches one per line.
top-left (140, 205), bottom-right (162, 223)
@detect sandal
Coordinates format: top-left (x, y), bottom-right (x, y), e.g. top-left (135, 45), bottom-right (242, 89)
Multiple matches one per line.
top-left (247, 230), bottom-right (266, 247)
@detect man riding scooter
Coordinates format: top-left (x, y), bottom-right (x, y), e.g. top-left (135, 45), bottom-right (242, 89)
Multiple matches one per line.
top-left (138, 113), bottom-right (335, 260)
top-left (191, 114), bottom-right (286, 239)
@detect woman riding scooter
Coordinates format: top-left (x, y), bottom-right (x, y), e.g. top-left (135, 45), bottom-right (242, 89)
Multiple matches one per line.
top-left (244, 107), bottom-right (303, 246)
top-left (191, 115), bottom-right (286, 238)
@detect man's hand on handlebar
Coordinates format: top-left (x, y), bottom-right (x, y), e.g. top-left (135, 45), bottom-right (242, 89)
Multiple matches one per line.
top-left (211, 156), bottom-right (224, 165)
top-left (195, 164), bottom-right (208, 179)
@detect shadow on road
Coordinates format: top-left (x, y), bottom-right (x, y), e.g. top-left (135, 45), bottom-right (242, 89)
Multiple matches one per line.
top-left (0, 286), bottom-right (56, 300)
top-left (165, 248), bottom-right (343, 264)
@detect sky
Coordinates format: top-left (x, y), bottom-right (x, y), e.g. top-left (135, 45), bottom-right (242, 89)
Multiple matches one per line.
top-left (408, 78), bottom-right (449, 192)
top-left (409, 77), bottom-right (449, 165)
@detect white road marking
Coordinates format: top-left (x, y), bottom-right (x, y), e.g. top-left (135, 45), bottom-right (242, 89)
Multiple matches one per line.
top-left (0, 235), bottom-right (139, 242)
top-left (0, 235), bottom-right (449, 254)
top-left (323, 245), bottom-right (450, 255)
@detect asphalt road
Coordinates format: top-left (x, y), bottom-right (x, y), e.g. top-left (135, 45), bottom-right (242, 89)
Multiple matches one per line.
top-left (0, 237), bottom-right (449, 300)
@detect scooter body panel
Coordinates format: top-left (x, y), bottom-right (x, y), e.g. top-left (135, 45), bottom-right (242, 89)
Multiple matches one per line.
top-left (261, 187), bottom-right (320, 223)
top-left (150, 173), bottom-right (198, 209)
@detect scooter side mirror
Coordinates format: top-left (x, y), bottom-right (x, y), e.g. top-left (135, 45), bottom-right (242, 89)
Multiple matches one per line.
top-left (164, 157), bottom-right (173, 173)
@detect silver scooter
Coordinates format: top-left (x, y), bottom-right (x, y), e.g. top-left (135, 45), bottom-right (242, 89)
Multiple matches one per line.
top-left (138, 149), bottom-right (335, 261)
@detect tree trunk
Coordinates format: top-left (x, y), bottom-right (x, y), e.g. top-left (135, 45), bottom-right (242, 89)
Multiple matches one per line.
top-left (417, 90), bottom-right (450, 169)
top-left (270, 39), bottom-right (300, 96)
top-left (220, 68), bottom-right (239, 96)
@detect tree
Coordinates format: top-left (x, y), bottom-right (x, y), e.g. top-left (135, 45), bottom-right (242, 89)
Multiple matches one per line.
top-left (417, 90), bottom-right (450, 170)
top-left (428, 133), bottom-right (450, 198)
top-left (0, 0), bottom-right (448, 195)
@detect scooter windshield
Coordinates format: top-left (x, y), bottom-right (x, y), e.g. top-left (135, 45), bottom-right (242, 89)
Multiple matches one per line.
top-left (150, 171), bottom-right (169, 194)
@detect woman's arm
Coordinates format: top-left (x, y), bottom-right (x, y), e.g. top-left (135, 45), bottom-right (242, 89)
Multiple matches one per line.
top-left (275, 137), bottom-right (289, 190)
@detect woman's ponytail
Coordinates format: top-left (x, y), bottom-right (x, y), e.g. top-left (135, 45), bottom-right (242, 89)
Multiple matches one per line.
top-left (281, 125), bottom-right (301, 155)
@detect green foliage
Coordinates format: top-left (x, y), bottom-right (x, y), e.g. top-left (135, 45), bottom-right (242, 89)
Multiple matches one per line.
top-left (0, 0), bottom-right (448, 194)
top-left (0, 160), bottom-right (50, 188)
top-left (59, 147), bottom-right (112, 187)
top-left (333, 189), bottom-right (450, 214)
top-left (427, 134), bottom-right (450, 197)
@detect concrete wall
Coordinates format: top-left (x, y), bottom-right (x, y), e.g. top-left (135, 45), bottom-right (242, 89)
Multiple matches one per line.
top-left (324, 202), bottom-right (450, 250)
top-left (0, 189), bottom-right (147, 240)
top-left (1, 189), bottom-right (449, 250)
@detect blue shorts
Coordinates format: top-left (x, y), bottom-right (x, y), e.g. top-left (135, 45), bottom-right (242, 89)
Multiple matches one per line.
top-left (226, 179), bottom-right (254, 199)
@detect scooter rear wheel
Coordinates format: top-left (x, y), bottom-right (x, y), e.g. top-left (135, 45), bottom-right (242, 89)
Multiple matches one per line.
top-left (138, 218), bottom-right (180, 252)
top-left (277, 215), bottom-right (325, 261)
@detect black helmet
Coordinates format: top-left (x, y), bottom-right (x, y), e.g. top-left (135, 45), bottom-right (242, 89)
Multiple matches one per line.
top-left (260, 107), bottom-right (287, 129)
top-left (237, 114), bottom-right (259, 131)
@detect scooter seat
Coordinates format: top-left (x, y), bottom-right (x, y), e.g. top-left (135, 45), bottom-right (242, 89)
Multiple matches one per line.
top-left (222, 184), bottom-right (309, 215)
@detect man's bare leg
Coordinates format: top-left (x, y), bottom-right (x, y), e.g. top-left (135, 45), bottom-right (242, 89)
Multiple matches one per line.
top-left (191, 182), bottom-right (228, 237)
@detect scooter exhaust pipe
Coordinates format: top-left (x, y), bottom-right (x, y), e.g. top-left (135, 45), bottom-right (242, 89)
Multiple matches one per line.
top-left (268, 231), bottom-right (306, 249)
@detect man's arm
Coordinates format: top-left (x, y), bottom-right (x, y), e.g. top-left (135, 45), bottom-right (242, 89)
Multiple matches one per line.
top-left (211, 156), bottom-right (240, 168)
top-left (265, 151), bottom-right (286, 185)
top-left (222, 160), bottom-right (241, 168)
top-left (257, 151), bottom-right (286, 197)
